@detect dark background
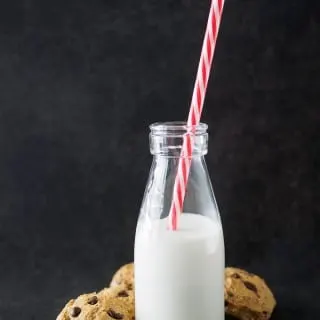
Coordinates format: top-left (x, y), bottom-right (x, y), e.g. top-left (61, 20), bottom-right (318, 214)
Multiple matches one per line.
top-left (0, 0), bottom-right (319, 319)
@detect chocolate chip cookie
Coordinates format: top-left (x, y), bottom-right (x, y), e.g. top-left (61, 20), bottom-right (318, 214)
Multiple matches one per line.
top-left (225, 267), bottom-right (276, 320)
top-left (110, 263), bottom-right (134, 290)
top-left (57, 291), bottom-right (134, 320)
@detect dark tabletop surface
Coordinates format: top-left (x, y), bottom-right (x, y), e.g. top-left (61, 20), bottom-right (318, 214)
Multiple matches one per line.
top-left (0, 0), bottom-right (319, 319)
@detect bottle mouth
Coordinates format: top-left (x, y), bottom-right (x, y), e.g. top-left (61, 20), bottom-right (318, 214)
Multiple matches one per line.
top-left (150, 121), bottom-right (208, 136)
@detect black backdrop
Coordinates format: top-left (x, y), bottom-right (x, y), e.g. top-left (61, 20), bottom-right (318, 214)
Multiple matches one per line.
top-left (0, 0), bottom-right (319, 319)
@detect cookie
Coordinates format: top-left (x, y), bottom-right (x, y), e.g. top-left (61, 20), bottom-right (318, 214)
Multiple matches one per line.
top-left (56, 291), bottom-right (134, 320)
top-left (224, 267), bottom-right (276, 320)
top-left (110, 263), bottom-right (134, 290)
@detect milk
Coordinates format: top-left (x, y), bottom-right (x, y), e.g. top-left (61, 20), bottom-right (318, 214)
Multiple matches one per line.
top-left (134, 213), bottom-right (225, 320)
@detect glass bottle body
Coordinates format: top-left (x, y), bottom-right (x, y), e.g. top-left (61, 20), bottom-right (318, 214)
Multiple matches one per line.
top-left (134, 122), bottom-right (225, 320)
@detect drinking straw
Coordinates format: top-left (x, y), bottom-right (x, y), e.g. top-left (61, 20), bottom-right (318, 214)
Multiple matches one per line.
top-left (168, 0), bottom-right (225, 230)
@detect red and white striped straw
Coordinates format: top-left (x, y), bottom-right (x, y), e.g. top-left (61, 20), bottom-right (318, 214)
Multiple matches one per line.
top-left (168, 0), bottom-right (225, 230)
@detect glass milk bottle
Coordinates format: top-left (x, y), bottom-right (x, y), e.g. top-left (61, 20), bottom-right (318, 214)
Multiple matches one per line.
top-left (134, 122), bottom-right (225, 320)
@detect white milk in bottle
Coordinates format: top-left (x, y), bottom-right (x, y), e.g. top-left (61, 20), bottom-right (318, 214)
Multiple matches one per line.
top-left (134, 122), bottom-right (225, 320)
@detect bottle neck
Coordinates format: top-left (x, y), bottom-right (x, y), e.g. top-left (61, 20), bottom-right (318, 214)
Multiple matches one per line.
top-left (149, 122), bottom-right (208, 157)
top-left (140, 146), bottom-right (217, 221)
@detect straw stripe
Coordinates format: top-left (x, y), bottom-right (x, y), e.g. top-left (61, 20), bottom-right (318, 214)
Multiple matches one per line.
top-left (181, 157), bottom-right (187, 183)
top-left (203, 45), bottom-right (210, 71)
top-left (179, 170), bottom-right (185, 199)
top-left (212, 2), bottom-right (218, 38)
top-left (202, 57), bottom-right (207, 85)
top-left (168, 0), bottom-right (225, 230)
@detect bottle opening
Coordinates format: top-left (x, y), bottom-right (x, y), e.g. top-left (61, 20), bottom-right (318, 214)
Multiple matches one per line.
top-left (150, 122), bottom-right (208, 137)
top-left (149, 122), bottom-right (208, 157)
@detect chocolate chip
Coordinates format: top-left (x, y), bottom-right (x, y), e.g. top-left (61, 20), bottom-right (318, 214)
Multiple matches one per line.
top-left (127, 283), bottom-right (133, 290)
top-left (227, 290), bottom-right (234, 297)
top-left (225, 300), bottom-right (229, 307)
top-left (88, 295), bottom-right (98, 305)
top-left (107, 308), bottom-right (124, 319)
top-left (232, 273), bottom-right (241, 279)
top-left (243, 281), bottom-right (258, 293)
top-left (117, 290), bottom-right (129, 297)
top-left (70, 306), bottom-right (81, 317)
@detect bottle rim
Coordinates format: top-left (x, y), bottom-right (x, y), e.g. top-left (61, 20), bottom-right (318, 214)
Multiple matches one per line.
top-left (149, 121), bottom-right (208, 136)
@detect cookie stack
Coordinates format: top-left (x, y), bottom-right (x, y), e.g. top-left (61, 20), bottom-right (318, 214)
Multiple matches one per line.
top-left (57, 263), bottom-right (276, 320)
